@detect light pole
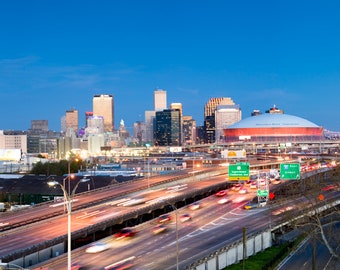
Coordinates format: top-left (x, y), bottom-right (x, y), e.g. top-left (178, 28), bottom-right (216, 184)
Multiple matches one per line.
top-left (48, 177), bottom-right (89, 270)
top-left (147, 156), bottom-right (150, 189)
top-left (162, 201), bottom-right (179, 270)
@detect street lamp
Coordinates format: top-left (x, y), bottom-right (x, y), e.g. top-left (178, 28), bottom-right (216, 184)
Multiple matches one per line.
top-left (161, 201), bottom-right (179, 270)
top-left (48, 177), bottom-right (90, 270)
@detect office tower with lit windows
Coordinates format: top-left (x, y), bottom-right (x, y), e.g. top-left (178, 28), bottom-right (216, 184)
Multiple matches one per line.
top-left (204, 97), bottom-right (235, 143)
top-left (85, 111), bottom-right (93, 127)
top-left (154, 89), bottom-right (167, 111)
top-left (65, 109), bottom-right (79, 134)
top-left (93, 94), bottom-right (114, 132)
top-left (154, 109), bottom-right (181, 146)
top-left (170, 103), bottom-right (183, 143)
top-left (133, 121), bottom-right (146, 144)
top-left (215, 104), bottom-right (242, 142)
top-left (145, 110), bottom-right (156, 143)
top-left (182, 116), bottom-right (196, 145)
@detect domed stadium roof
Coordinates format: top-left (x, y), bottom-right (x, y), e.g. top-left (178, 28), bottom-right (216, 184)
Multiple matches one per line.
top-left (229, 113), bottom-right (319, 129)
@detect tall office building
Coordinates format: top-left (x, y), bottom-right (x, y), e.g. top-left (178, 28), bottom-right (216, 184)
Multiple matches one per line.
top-left (85, 111), bottom-right (93, 127)
top-left (215, 104), bottom-right (242, 142)
top-left (183, 116), bottom-right (196, 145)
top-left (133, 121), bottom-right (146, 144)
top-left (30, 120), bottom-right (48, 132)
top-left (145, 110), bottom-right (156, 143)
top-left (65, 109), bottom-right (79, 134)
top-left (204, 97), bottom-right (235, 143)
top-left (170, 103), bottom-right (183, 143)
top-left (154, 89), bottom-right (167, 111)
top-left (154, 109), bottom-right (181, 146)
top-left (93, 94), bottom-right (114, 132)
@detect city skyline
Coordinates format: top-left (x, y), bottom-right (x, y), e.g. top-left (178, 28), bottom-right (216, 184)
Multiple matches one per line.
top-left (1, 1), bottom-right (340, 132)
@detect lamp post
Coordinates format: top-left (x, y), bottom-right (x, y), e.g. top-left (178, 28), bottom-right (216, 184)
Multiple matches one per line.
top-left (147, 156), bottom-right (150, 189)
top-left (48, 177), bottom-right (89, 270)
top-left (162, 201), bottom-right (179, 270)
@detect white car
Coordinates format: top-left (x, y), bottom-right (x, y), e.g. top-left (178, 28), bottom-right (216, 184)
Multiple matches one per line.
top-left (85, 242), bottom-right (110, 253)
top-left (189, 202), bottom-right (201, 210)
top-left (250, 182), bottom-right (257, 189)
top-left (217, 197), bottom-right (230, 204)
top-left (180, 214), bottom-right (192, 223)
top-left (238, 188), bottom-right (248, 194)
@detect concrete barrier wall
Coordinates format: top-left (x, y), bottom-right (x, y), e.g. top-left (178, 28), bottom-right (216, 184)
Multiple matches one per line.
top-left (8, 242), bottom-right (64, 268)
top-left (187, 229), bottom-right (272, 270)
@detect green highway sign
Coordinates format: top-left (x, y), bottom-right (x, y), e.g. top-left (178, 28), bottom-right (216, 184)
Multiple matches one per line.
top-left (228, 162), bottom-right (250, 180)
top-left (280, 163), bottom-right (300, 180)
top-left (257, 189), bottom-right (269, 196)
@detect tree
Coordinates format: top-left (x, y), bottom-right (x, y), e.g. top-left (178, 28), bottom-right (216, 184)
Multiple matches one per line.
top-left (277, 166), bottom-right (340, 267)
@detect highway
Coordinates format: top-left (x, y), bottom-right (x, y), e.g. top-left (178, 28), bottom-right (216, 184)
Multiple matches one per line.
top-left (0, 161), bottom-right (338, 269)
top-left (35, 185), bottom-right (340, 269)
top-left (37, 189), bottom-right (268, 269)
top-left (0, 167), bottom-right (223, 232)
top-left (0, 170), bottom-right (231, 262)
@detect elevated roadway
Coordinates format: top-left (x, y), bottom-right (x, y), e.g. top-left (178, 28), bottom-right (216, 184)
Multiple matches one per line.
top-left (0, 161), bottom-right (335, 268)
top-left (34, 182), bottom-right (340, 270)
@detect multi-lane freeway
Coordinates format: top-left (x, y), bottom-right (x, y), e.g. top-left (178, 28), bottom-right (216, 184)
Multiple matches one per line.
top-left (36, 188), bottom-right (270, 269)
top-left (1, 161), bottom-right (339, 269)
top-left (36, 183), bottom-right (340, 270)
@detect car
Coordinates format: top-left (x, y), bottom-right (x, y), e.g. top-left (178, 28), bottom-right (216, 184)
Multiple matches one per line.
top-left (231, 184), bottom-right (242, 192)
top-left (152, 224), bottom-right (167, 234)
top-left (114, 228), bottom-right (137, 239)
top-left (157, 214), bottom-right (171, 223)
top-left (238, 188), bottom-right (248, 194)
top-left (250, 182), bottom-right (257, 189)
top-left (85, 242), bottom-right (110, 253)
top-left (258, 179), bottom-right (266, 186)
top-left (243, 202), bottom-right (258, 210)
top-left (180, 213), bottom-right (192, 223)
top-left (217, 197), bottom-right (230, 204)
top-left (215, 190), bottom-right (227, 197)
top-left (189, 202), bottom-right (201, 210)
top-left (71, 263), bottom-right (82, 270)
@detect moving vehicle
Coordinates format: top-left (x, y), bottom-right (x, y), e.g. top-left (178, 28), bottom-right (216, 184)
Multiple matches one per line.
top-left (238, 188), bottom-right (248, 194)
top-left (189, 202), bottom-right (201, 210)
top-left (114, 228), bottom-right (137, 239)
top-left (152, 224), bottom-right (167, 234)
top-left (217, 197), bottom-right (230, 204)
top-left (215, 190), bottom-right (227, 197)
top-left (231, 184), bottom-right (242, 192)
top-left (244, 202), bottom-right (258, 210)
top-left (157, 214), bottom-right (171, 223)
top-left (180, 213), bottom-right (192, 222)
top-left (85, 242), bottom-right (110, 253)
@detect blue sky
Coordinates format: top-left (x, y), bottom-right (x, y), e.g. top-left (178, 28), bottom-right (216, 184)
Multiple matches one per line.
top-left (1, 1), bottom-right (340, 132)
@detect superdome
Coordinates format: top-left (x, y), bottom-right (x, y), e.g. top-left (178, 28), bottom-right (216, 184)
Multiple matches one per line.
top-left (223, 113), bottom-right (323, 143)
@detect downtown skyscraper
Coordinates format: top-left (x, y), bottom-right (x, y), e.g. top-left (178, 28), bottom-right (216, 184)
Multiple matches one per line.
top-left (93, 94), bottom-right (114, 132)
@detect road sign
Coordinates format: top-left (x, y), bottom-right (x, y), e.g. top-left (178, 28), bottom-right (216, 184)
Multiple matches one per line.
top-left (257, 189), bottom-right (269, 196)
top-left (228, 162), bottom-right (250, 180)
top-left (280, 163), bottom-right (300, 180)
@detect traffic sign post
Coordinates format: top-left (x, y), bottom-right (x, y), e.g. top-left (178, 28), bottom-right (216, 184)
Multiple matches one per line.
top-left (280, 163), bottom-right (301, 180)
top-left (257, 189), bottom-right (269, 196)
top-left (228, 162), bottom-right (250, 180)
